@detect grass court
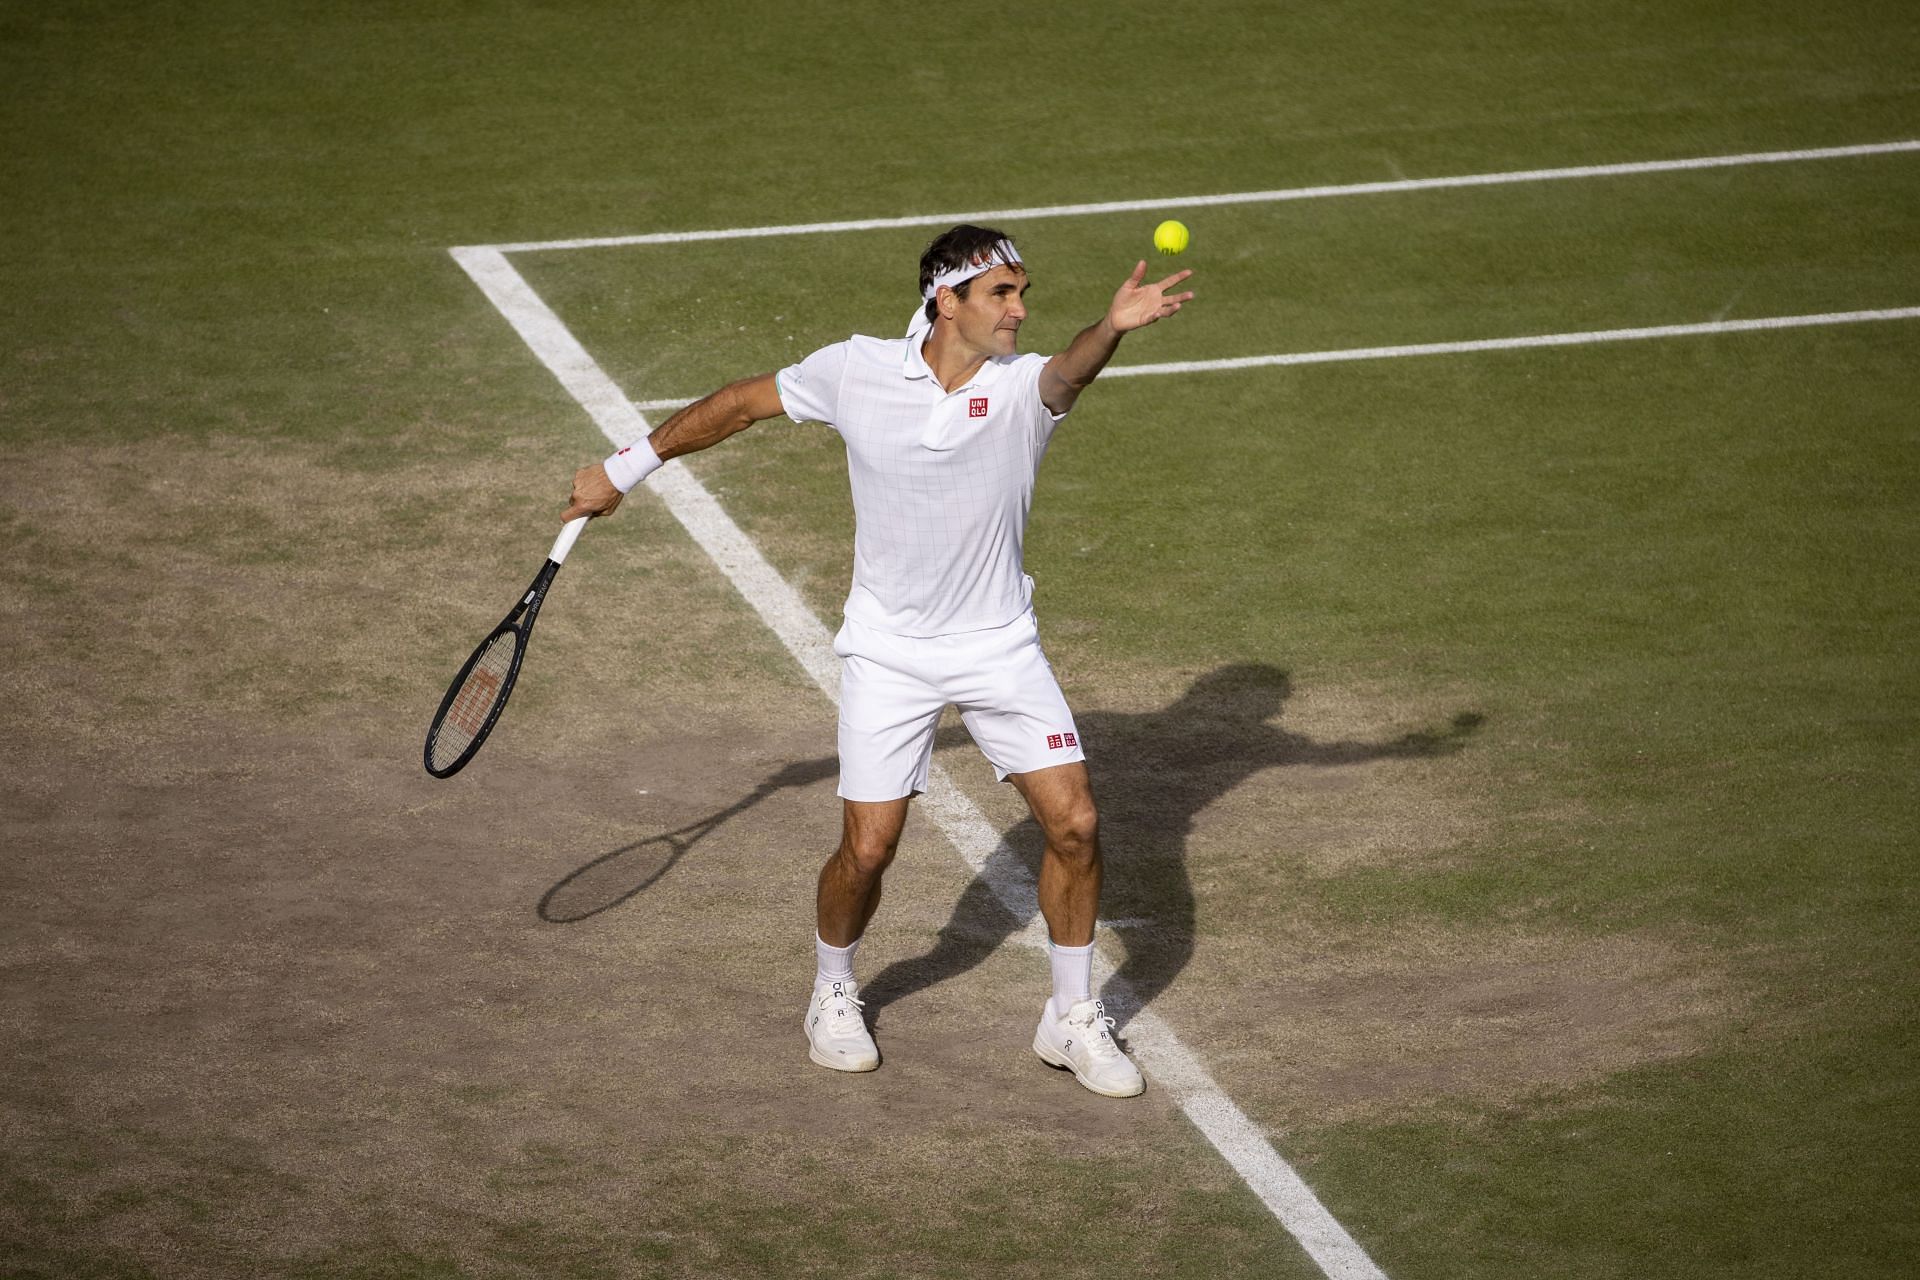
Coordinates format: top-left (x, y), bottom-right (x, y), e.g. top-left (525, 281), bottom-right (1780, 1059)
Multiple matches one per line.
top-left (3, 2), bottom-right (1916, 1276)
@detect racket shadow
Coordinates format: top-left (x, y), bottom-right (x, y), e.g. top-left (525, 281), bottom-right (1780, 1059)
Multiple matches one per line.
top-left (538, 756), bottom-right (837, 924)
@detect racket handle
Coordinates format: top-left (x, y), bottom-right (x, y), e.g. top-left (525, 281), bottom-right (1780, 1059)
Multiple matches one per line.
top-left (548, 515), bottom-right (590, 565)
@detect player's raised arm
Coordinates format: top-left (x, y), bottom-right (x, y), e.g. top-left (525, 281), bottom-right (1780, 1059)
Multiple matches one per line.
top-left (563, 373), bottom-right (786, 520)
top-left (1038, 262), bottom-right (1195, 416)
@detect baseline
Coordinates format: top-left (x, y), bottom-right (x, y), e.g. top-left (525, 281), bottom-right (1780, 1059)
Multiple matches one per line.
top-left (471, 138), bottom-right (1919, 255)
top-left (450, 243), bottom-right (1391, 1280)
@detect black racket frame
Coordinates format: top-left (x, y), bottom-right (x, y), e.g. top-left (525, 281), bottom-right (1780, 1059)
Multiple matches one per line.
top-left (423, 557), bottom-right (562, 779)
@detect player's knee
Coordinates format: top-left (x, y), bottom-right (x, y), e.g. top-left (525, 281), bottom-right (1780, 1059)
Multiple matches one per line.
top-left (1049, 803), bottom-right (1100, 867)
top-left (839, 833), bottom-right (899, 878)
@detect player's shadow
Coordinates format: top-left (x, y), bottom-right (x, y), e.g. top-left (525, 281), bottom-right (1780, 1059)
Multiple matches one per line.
top-left (538, 756), bottom-right (837, 923)
top-left (859, 663), bottom-right (1483, 1026)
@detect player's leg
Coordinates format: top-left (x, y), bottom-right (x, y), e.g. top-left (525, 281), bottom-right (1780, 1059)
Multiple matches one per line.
top-left (1009, 761), bottom-right (1101, 950)
top-left (951, 613), bottom-right (1143, 1098)
top-left (1009, 761), bottom-right (1141, 1097)
top-left (948, 611), bottom-right (1098, 957)
top-left (1009, 760), bottom-right (1106, 1015)
top-left (806, 619), bottom-right (943, 1073)
top-left (817, 797), bottom-right (910, 949)
top-left (805, 797), bottom-right (909, 1074)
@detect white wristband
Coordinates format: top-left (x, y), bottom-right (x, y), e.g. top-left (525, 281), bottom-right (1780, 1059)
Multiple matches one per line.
top-left (603, 436), bottom-right (663, 492)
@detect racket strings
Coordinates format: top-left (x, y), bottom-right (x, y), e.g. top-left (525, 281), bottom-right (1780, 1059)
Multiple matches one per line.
top-left (429, 630), bottom-right (519, 771)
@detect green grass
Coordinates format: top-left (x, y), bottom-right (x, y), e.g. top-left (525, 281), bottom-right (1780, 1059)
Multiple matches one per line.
top-left (1307, 1009), bottom-right (1920, 1278)
top-left (4, 0), bottom-right (1918, 1276)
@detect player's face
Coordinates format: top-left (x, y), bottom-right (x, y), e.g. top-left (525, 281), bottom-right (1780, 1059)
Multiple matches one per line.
top-left (949, 265), bottom-right (1030, 357)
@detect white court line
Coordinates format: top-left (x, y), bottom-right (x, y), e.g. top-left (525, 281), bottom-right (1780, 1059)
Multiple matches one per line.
top-left (623, 306), bottom-right (1920, 413)
top-left (471, 139), bottom-right (1919, 254)
top-left (1100, 308), bottom-right (1920, 377)
top-left (451, 242), bottom-right (1390, 1280)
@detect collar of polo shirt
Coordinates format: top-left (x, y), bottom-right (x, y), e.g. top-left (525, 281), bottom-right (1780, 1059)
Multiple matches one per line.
top-left (902, 334), bottom-right (1011, 387)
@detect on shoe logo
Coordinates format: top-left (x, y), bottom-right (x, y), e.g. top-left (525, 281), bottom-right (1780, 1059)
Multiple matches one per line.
top-left (969, 397), bottom-right (989, 417)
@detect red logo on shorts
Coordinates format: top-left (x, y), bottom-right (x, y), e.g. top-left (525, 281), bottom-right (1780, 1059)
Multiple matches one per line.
top-left (1064, 732), bottom-right (1077, 747)
top-left (1047, 734), bottom-right (1063, 750)
top-left (969, 397), bottom-right (989, 418)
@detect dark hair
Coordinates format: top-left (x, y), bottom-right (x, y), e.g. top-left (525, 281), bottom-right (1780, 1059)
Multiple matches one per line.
top-left (918, 224), bottom-right (1020, 324)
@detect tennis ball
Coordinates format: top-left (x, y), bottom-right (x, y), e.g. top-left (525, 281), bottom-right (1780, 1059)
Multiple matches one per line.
top-left (1153, 219), bottom-right (1190, 255)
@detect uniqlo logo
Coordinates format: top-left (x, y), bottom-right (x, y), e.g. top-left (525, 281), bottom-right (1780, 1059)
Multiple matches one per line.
top-left (1064, 732), bottom-right (1077, 747)
top-left (969, 397), bottom-right (989, 418)
top-left (1046, 733), bottom-right (1064, 750)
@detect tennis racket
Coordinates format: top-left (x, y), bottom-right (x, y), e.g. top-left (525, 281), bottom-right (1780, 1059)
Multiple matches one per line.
top-left (424, 516), bottom-right (589, 778)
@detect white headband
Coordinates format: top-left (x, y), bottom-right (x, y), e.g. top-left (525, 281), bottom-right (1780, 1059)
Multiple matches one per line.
top-left (906, 239), bottom-right (1023, 342)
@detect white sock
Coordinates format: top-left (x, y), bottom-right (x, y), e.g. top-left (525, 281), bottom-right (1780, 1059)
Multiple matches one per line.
top-left (1048, 939), bottom-right (1094, 1016)
top-left (815, 933), bottom-right (858, 987)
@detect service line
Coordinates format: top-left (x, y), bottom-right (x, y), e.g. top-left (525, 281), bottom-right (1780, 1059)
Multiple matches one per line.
top-left (451, 243), bottom-right (1390, 1280)
top-left (622, 306), bottom-right (1920, 414)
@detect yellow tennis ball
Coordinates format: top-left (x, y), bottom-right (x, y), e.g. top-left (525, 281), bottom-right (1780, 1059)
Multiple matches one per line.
top-left (1153, 219), bottom-right (1190, 255)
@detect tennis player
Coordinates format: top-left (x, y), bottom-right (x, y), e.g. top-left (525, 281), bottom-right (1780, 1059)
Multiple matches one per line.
top-left (564, 225), bottom-right (1193, 1098)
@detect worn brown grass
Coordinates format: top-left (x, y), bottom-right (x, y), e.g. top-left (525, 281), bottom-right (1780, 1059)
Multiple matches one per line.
top-left (1, 434), bottom-right (1740, 1273)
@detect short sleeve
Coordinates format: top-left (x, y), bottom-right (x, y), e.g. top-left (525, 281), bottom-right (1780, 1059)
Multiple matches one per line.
top-left (1012, 353), bottom-right (1068, 444)
top-left (776, 341), bottom-right (850, 426)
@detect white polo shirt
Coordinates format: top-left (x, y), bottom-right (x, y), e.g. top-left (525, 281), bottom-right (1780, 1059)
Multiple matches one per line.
top-left (777, 335), bottom-right (1068, 637)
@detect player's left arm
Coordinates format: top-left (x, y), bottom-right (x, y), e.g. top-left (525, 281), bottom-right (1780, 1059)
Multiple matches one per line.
top-left (1039, 262), bottom-right (1195, 416)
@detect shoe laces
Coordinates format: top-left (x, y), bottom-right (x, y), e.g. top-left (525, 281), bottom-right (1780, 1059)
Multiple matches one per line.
top-left (816, 981), bottom-right (866, 1019)
top-left (1067, 1001), bottom-right (1123, 1059)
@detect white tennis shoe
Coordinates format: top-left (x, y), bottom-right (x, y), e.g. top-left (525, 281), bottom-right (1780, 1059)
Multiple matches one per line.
top-left (1033, 997), bottom-right (1144, 1098)
top-left (804, 979), bottom-right (879, 1072)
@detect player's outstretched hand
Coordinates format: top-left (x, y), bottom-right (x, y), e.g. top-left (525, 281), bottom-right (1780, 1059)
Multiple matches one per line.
top-left (1107, 260), bottom-right (1195, 333)
top-left (563, 462), bottom-right (624, 521)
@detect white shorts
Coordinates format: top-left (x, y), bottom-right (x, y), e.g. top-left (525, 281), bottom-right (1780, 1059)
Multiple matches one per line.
top-left (834, 610), bottom-right (1086, 802)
